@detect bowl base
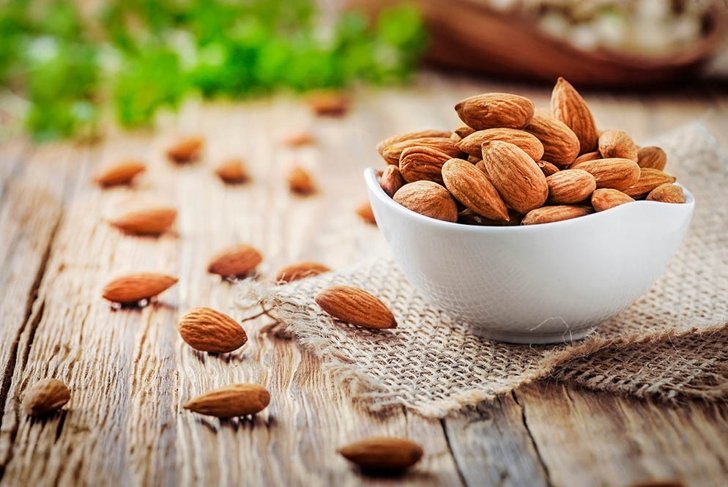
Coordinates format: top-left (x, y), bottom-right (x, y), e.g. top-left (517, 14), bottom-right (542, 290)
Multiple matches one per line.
top-left (473, 325), bottom-right (597, 345)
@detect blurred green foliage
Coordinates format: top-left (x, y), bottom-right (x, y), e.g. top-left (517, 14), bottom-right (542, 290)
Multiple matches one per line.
top-left (0, 0), bottom-right (426, 141)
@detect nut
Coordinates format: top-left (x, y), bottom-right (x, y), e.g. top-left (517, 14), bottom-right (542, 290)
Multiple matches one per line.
top-left (102, 273), bottom-right (178, 304)
top-left (546, 169), bottom-right (597, 204)
top-left (592, 188), bottom-right (635, 211)
top-left (551, 77), bottom-right (599, 154)
top-left (598, 130), bottom-right (638, 162)
top-left (393, 181), bottom-right (458, 222)
top-left (184, 384), bottom-right (270, 418)
top-left (315, 285), bottom-right (396, 329)
top-left (455, 93), bottom-right (535, 130)
top-left (441, 158), bottom-right (509, 221)
top-left (457, 128), bottom-right (544, 161)
top-left (178, 307), bottom-right (248, 353)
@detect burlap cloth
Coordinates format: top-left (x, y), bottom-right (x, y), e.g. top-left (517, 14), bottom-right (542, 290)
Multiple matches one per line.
top-left (238, 123), bottom-right (728, 418)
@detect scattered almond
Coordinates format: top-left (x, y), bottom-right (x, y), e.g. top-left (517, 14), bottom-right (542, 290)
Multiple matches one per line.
top-left (379, 165), bottom-right (405, 197)
top-left (207, 244), bottom-right (263, 278)
top-left (592, 188), bottom-right (635, 211)
top-left (457, 128), bottom-right (544, 161)
top-left (94, 160), bottom-right (145, 187)
top-left (184, 384), bottom-right (270, 418)
top-left (356, 201), bottom-right (376, 225)
top-left (574, 151), bottom-right (600, 164)
top-left (275, 261), bottom-right (331, 283)
top-left (393, 181), bottom-right (458, 222)
top-left (215, 158), bottom-right (249, 184)
top-left (288, 165), bottom-right (316, 195)
top-left (537, 160), bottom-right (560, 177)
top-left (622, 168), bottom-right (677, 198)
top-left (282, 130), bottom-right (315, 147)
top-left (338, 436), bottom-right (424, 473)
top-left (525, 114), bottom-right (580, 166)
top-left (307, 91), bottom-right (349, 116)
top-left (598, 130), bottom-right (638, 162)
top-left (102, 273), bottom-right (178, 304)
top-left (22, 379), bottom-right (70, 417)
top-left (442, 158), bottom-right (509, 221)
top-left (455, 93), bottom-right (535, 130)
top-left (481, 141), bottom-right (548, 214)
top-left (109, 206), bottom-right (177, 236)
top-left (551, 77), bottom-right (599, 153)
top-left (315, 285), bottom-right (396, 329)
top-left (399, 146), bottom-right (453, 184)
top-left (647, 184), bottom-right (686, 203)
top-left (522, 205), bottom-right (592, 225)
top-left (637, 146), bottom-right (668, 170)
top-left (178, 307), bottom-right (248, 353)
top-left (546, 169), bottom-right (597, 204)
top-left (572, 158), bottom-right (640, 190)
top-left (167, 136), bottom-right (204, 163)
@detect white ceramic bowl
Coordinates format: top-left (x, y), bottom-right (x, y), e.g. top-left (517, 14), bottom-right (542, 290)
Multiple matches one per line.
top-left (364, 168), bottom-right (695, 344)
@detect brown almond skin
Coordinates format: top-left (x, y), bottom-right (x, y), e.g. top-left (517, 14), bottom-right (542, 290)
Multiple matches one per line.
top-left (288, 165), bottom-right (316, 195)
top-left (551, 77), bottom-right (599, 154)
top-left (647, 184), bottom-right (685, 203)
top-left (537, 160), bottom-right (560, 177)
top-left (481, 141), bottom-right (548, 214)
top-left (275, 261), bottom-right (331, 283)
top-left (592, 188), bottom-right (635, 212)
top-left (453, 125), bottom-right (476, 139)
top-left (546, 169), bottom-right (596, 204)
top-left (572, 158), bottom-right (640, 190)
top-left (215, 159), bottom-right (249, 184)
top-left (315, 285), bottom-right (396, 329)
top-left (637, 146), bottom-right (668, 170)
top-left (184, 384), bottom-right (270, 418)
top-left (525, 114), bottom-right (580, 166)
top-left (356, 201), bottom-right (376, 225)
top-left (574, 151), bottom-right (600, 164)
top-left (167, 136), bottom-right (203, 163)
top-left (457, 128), bottom-right (544, 161)
top-left (399, 146), bottom-right (453, 184)
top-left (381, 137), bottom-right (460, 166)
top-left (102, 273), bottom-right (178, 304)
top-left (208, 244), bottom-right (263, 278)
top-left (393, 181), bottom-right (458, 222)
top-left (377, 131), bottom-right (452, 164)
top-left (178, 307), bottom-right (247, 353)
top-left (622, 168), bottom-right (677, 198)
top-left (338, 436), bottom-right (424, 473)
top-left (599, 130), bottom-right (639, 162)
top-left (442, 158), bottom-right (509, 221)
top-left (522, 205), bottom-right (592, 225)
top-left (22, 379), bottom-right (71, 417)
top-left (109, 207), bottom-right (177, 236)
top-left (95, 160), bottom-right (146, 187)
top-left (455, 93), bottom-right (535, 130)
top-left (379, 165), bottom-right (405, 197)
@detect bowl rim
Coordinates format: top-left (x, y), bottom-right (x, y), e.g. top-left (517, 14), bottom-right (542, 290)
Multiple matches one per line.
top-left (364, 167), bottom-right (695, 234)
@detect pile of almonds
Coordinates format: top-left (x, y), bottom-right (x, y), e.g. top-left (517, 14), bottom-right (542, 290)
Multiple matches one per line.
top-left (377, 77), bottom-right (685, 226)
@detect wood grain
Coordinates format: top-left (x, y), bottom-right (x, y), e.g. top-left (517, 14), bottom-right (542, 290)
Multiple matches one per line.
top-left (0, 73), bottom-right (726, 486)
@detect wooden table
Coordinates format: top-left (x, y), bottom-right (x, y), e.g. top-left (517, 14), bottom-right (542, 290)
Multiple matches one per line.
top-left (1, 72), bottom-right (727, 487)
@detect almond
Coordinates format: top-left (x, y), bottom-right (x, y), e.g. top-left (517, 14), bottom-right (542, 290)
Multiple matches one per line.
top-left (454, 93), bottom-right (535, 130)
top-left (574, 151), bottom-right (600, 164)
top-left (598, 130), bottom-right (638, 162)
top-left (546, 169), bottom-right (596, 204)
top-left (457, 128), bottom-right (544, 161)
top-left (481, 141), bottom-right (548, 214)
top-left (275, 261), bottom-right (331, 283)
top-left (522, 205), bottom-right (592, 225)
top-left (399, 146), bottom-right (452, 184)
top-left (356, 201), bottom-right (376, 225)
top-left (184, 384), bottom-right (270, 418)
top-left (393, 181), bottom-right (458, 222)
top-left (338, 436), bottom-right (424, 473)
top-left (207, 244), bottom-right (263, 278)
top-left (109, 206), bottom-right (177, 236)
top-left (572, 158), bottom-right (640, 190)
top-left (537, 160), bottom-right (560, 177)
top-left (22, 379), bottom-right (70, 417)
top-left (592, 188), bottom-right (635, 211)
top-left (102, 273), bottom-right (178, 304)
top-left (647, 184), bottom-right (685, 203)
top-left (550, 77), bottom-right (599, 154)
top-left (167, 136), bottom-right (204, 163)
top-left (622, 168), bottom-right (677, 198)
top-left (307, 91), bottom-right (349, 116)
top-left (453, 124), bottom-right (476, 139)
top-left (458, 208), bottom-right (522, 226)
top-left (442, 158), bottom-right (509, 221)
top-left (94, 160), bottom-right (145, 187)
top-left (315, 285), bottom-right (396, 329)
top-left (379, 165), bottom-right (405, 197)
top-left (376, 130), bottom-right (452, 164)
top-left (281, 130), bottom-right (315, 147)
top-left (525, 114), bottom-right (580, 166)
top-left (215, 158), bottom-right (249, 184)
top-left (637, 146), bottom-right (668, 170)
top-left (288, 165), bottom-right (316, 195)
top-left (379, 137), bottom-right (459, 166)
top-left (178, 307), bottom-right (247, 353)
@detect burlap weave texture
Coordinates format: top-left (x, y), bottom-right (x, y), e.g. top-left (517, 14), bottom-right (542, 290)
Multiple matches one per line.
top-left (239, 124), bottom-right (728, 418)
